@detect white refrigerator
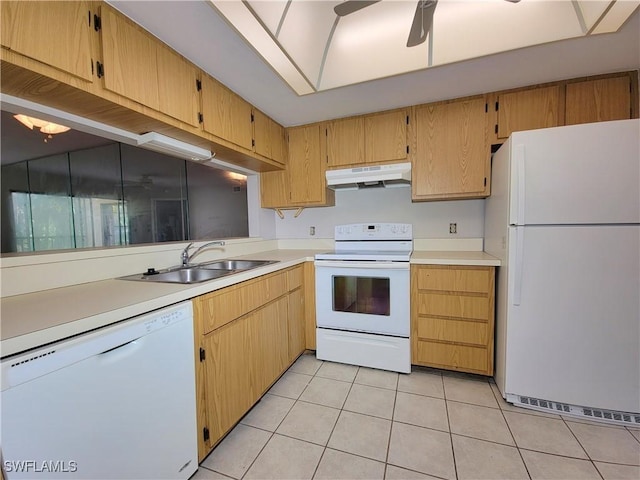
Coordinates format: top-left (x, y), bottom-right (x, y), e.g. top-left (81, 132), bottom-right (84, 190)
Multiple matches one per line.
top-left (484, 119), bottom-right (640, 424)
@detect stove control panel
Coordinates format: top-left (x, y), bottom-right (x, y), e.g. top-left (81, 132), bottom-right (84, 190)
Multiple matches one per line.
top-left (335, 223), bottom-right (412, 241)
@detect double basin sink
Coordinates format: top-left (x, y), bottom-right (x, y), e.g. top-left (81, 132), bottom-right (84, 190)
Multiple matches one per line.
top-left (120, 259), bottom-right (278, 284)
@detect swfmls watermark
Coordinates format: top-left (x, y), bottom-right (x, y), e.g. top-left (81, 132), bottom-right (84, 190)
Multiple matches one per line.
top-left (3, 460), bottom-right (78, 474)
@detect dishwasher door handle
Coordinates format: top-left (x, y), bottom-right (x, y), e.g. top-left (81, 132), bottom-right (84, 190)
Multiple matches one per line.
top-left (97, 337), bottom-right (143, 364)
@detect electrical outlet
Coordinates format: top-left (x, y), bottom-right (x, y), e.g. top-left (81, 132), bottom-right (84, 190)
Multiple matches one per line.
top-left (310, 226), bottom-right (316, 236)
top-left (449, 223), bottom-right (457, 234)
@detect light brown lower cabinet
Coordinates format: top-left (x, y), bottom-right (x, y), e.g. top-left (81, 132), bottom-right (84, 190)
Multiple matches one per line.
top-left (411, 265), bottom-right (495, 376)
top-left (193, 265), bottom-right (306, 460)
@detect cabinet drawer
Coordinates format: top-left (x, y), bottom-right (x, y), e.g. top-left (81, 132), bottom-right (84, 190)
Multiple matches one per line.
top-left (287, 266), bottom-right (304, 291)
top-left (415, 341), bottom-right (489, 374)
top-left (417, 293), bottom-right (489, 321)
top-left (417, 317), bottom-right (488, 346)
top-left (415, 266), bottom-right (491, 293)
top-left (200, 271), bottom-right (287, 334)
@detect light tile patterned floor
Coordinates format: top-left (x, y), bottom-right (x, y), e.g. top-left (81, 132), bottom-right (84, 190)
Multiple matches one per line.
top-left (195, 353), bottom-right (640, 480)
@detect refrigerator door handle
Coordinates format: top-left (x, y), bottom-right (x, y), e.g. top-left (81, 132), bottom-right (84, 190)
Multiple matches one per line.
top-left (515, 145), bottom-right (526, 225)
top-left (513, 227), bottom-right (525, 306)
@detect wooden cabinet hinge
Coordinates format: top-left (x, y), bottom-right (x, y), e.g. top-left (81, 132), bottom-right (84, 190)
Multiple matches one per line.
top-left (485, 103), bottom-right (488, 113)
top-left (96, 61), bottom-right (104, 78)
top-left (251, 113), bottom-right (254, 123)
top-left (93, 13), bottom-right (101, 32)
top-left (91, 59), bottom-right (94, 75)
top-left (495, 101), bottom-right (499, 111)
top-left (196, 79), bottom-right (202, 91)
top-left (484, 177), bottom-right (487, 187)
top-left (406, 115), bottom-right (409, 125)
top-left (494, 125), bottom-right (498, 134)
top-left (198, 112), bottom-right (204, 124)
top-left (199, 347), bottom-right (206, 362)
top-left (203, 427), bottom-right (210, 442)
top-left (406, 145), bottom-right (409, 154)
top-left (252, 139), bottom-right (255, 147)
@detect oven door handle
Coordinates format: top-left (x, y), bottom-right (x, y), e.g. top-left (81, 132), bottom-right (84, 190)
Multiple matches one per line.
top-left (314, 260), bottom-right (410, 270)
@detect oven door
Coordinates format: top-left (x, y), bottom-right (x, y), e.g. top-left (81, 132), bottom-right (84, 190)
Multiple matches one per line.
top-left (315, 260), bottom-right (410, 337)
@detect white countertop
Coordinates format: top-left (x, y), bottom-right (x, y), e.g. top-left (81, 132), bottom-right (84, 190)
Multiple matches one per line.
top-left (1, 249), bottom-right (499, 358)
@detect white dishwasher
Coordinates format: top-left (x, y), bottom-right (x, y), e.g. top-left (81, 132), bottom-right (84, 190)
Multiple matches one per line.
top-left (1, 301), bottom-right (198, 479)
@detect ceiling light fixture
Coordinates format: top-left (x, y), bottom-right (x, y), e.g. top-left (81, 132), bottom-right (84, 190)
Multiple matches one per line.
top-left (14, 114), bottom-right (71, 142)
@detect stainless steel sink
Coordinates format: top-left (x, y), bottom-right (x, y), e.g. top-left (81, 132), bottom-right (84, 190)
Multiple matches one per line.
top-left (118, 259), bottom-right (278, 284)
top-left (199, 259), bottom-right (276, 271)
top-left (120, 266), bottom-right (235, 284)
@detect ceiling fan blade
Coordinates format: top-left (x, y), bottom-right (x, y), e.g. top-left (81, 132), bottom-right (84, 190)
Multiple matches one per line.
top-left (334, 0), bottom-right (381, 17)
top-left (406, 0), bottom-right (437, 47)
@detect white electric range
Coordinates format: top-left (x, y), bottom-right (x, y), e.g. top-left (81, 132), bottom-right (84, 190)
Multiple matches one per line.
top-left (314, 223), bottom-right (412, 373)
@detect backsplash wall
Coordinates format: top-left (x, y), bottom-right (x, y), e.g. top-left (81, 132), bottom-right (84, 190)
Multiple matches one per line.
top-left (273, 187), bottom-right (485, 239)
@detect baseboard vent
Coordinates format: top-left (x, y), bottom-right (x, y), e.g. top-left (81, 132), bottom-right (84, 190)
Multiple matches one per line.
top-left (506, 393), bottom-right (640, 426)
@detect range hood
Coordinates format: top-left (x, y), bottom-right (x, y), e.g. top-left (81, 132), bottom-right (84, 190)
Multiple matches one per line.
top-left (326, 162), bottom-right (411, 190)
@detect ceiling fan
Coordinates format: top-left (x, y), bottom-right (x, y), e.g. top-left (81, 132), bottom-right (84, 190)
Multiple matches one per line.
top-left (334, 0), bottom-right (520, 48)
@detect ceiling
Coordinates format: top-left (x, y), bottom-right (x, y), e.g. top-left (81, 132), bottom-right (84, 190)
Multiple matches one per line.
top-left (211, 0), bottom-right (638, 95)
top-left (108, 0), bottom-right (640, 127)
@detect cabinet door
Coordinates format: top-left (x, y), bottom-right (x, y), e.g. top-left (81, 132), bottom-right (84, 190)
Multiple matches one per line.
top-left (202, 316), bottom-right (253, 445)
top-left (1, 1), bottom-right (93, 81)
top-left (365, 110), bottom-right (408, 164)
top-left (260, 170), bottom-right (290, 208)
top-left (288, 287), bottom-right (306, 363)
top-left (326, 117), bottom-right (365, 167)
top-left (497, 86), bottom-right (560, 139)
top-left (201, 74), bottom-right (253, 150)
top-left (249, 297), bottom-right (289, 397)
top-left (565, 76), bottom-right (631, 125)
top-left (412, 98), bottom-right (489, 200)
top-left (254, 109), bottom-right (286, 165)
top-left (156, 44), bottom-right (200, 127)
top-left (304, 262), bottom-right (317, 350)
top-left (101, 5), bottom-right (160, 110)
top-left (288, 124), bottom-right (326, 204)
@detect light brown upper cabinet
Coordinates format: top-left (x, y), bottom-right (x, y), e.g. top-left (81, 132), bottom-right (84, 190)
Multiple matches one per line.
top-left (326, 109), bottom-right (408, 168)
top-left (365, 109), bottom-right (408, 164)
top-left (261, 123), bottom-right (335, 208)
top-left (289, 124), bottom-right (333, 205)
top-left (101, 6), bottom-right (200, 127)
top-left (253, 109), bottom-right (286, 165)
top-left (200, 73), bottom-right (253, 150)
top-left (565, 76), bottom-right (632, 126)
top-left (326, 116), bottom-right (365, 168)
top-left (101, 5), bottom-right (160, 110)
top-left (156, 44), bottom-right (200, 127)
top-left (496, 85), bottom-right (561, 139)
top-left (1, 1), bottom-right (93, 82)
top-left (411, 97), bottom-right (490, 201)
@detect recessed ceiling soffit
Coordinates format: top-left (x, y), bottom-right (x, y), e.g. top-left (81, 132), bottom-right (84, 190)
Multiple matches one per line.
top-left (210, 0), bottom-right (639, 95)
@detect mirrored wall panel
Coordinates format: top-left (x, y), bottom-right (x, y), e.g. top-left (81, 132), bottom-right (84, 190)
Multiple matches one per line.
top-left (1, 142), bottom-right (248, 254)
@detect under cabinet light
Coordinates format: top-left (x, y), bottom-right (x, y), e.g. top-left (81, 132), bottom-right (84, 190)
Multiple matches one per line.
top-left (136, 132), bottom-right (213, 161)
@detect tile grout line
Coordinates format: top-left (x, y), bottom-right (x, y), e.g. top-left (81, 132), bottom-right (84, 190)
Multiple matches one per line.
top-left (490, 378), bottom-right (533, 480)
top-left (441, 373), bottom-right (459, 480)
top-left (559, 415), bottom-right (606, 480)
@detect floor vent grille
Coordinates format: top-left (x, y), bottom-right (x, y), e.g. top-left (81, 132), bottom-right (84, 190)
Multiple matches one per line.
top-left (507, 394), bottom-right (639, 426)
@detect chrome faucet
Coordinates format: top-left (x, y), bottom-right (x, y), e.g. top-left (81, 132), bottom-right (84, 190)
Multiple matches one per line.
top-left (181, 241), bottom-right (226, 267)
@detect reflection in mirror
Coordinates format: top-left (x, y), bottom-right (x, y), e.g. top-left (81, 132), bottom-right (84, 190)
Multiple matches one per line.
top-left (1, 111), bottom-right (248, 254)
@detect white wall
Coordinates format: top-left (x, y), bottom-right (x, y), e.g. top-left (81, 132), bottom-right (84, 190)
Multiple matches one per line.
top-left (272, 186), bottom-right (485, 240)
